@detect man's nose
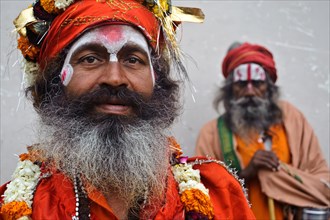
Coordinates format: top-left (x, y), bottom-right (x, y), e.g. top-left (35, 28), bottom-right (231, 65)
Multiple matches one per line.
top-left (100, 62), bottom-right (129, 87)
top-left (244, 81), bottom-right (256, 96)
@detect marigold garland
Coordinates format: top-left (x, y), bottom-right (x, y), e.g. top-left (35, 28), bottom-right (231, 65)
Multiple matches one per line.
top-left (0, 201), bottom-right (32, 220)
top-left (40, 0), bottom-right (62, 14)
top-left (1, 153), bottom-right (41, 220)
top-left (17, 36), bottom-right (40, 62)
top-left (19, 153), bottom-right (30, 161)
top-left (181, 189), bottom-right (214, 219)
top-left (171, 140), bottom-right (215, 220)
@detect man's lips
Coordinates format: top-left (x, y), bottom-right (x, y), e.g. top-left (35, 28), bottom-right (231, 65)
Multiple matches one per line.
top-left (94, 98), bottom-right (133, 115)
top-left (95, 104), bottom-right (131, 115)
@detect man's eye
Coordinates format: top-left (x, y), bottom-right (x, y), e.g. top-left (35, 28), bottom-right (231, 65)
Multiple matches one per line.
top-left (123, 54), bottom-right (147, 66)
top-left (79, 56), bottom-right (100, 64)
top-left (252, 80), bottom-right (265, 87)
top-left (236, 81), bottom-right (248, 87)
top-left (127, 57), bottom-right (139, 64)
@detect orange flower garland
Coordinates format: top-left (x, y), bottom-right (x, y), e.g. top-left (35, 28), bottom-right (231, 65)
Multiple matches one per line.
top-left (171, 138), bottom-right (214, 219)
top-left (17, 36), bottom-right (40, 62)
top-left (19, 153), bottom-right (30, 161)
top-left (1, 201), bottom-right (32, 220)
top-left (40, 0), bottom-right (62, 14)
top-left (181, 189), bottom-right (214, 219)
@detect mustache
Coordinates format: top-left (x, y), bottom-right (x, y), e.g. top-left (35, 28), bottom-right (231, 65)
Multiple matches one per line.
top-left (40, 83), bottom-right (178, 130)
top-left (66, 86), bottom-right (148, 114)
top-left (233, 96), bottom-right (266, 107)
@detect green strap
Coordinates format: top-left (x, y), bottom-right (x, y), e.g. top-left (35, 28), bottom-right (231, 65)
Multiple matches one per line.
top-left (217, 116), bottom-right (241, 172)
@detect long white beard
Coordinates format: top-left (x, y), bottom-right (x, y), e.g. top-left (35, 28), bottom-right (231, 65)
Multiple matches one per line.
top-left (35, 115), bottom-right (170, 214)
top-left (229, 96), bottom-right (271, 140)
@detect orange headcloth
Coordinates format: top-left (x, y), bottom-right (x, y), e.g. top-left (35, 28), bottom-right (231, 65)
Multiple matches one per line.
top-left (222, 43), bottom-right (277, 82)
top-left (38, 0), bottom-right (159, 69)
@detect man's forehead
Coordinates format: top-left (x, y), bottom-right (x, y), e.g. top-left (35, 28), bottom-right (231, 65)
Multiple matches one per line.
top-left (83, 24), bottom-right (147, 43)
top-left (68, 24), bottom-right (150, 55)
top-left (97, 25), bottom-right (125, 43)
top-left (233, 63), bottom-right (266, 82)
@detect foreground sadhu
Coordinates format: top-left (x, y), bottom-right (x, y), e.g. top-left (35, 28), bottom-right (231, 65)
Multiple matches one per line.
top-left (0, 0), bottom-right (255, 219)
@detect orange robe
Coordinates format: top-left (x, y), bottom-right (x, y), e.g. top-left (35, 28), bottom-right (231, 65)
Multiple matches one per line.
top-left (235, 124), bottom-right (291, 220)
top-left (195, 100), bottom-right (330, 219)
top-left (0, 156), bottom-right (255, 220)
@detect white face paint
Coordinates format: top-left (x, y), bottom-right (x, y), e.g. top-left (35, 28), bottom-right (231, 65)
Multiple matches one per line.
top-left (60, 64), bottom-right (73, 86)
top-left (233, 63), bottom-right (266, 82)
top-left (60, 25), bottom-right (155, 86)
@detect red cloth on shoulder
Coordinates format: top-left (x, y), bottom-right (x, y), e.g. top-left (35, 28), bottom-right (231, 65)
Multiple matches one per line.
top-left (188, 156), bottom-right (256, 220)
top-left (32, 171), bottom-right (76, 219)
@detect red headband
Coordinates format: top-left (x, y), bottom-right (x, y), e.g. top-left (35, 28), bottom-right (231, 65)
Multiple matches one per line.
top-left (222, 43), bottom-right (277, 82)
top-left (38, 0), bottom-right (159, 68)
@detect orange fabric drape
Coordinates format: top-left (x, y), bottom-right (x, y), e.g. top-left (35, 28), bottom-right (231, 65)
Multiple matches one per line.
top-left (235, 124), bottom-right (291, 220)
top-left (0, 158), bottom-right (255, 220)
top-left (189, 157), bottom-right (256, 220)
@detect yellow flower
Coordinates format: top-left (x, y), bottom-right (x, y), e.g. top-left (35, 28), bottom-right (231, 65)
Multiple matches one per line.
top-left (181, 189), bottom-right (214, 219)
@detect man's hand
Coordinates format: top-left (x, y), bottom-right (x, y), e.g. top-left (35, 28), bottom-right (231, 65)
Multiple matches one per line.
top-left (239, 150), bottom-right (279, 181)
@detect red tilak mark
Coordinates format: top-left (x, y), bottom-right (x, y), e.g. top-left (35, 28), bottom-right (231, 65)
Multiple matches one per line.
top-left (99, 26), bottom-right (124, 43)
top-left (247, 63), bottom-right (251, 81)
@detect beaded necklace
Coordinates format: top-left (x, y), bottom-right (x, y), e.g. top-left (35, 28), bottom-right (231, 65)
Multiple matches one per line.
top-left (72, 174), bottom-right (90, 220)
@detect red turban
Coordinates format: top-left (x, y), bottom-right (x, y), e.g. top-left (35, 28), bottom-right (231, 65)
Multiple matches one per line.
top-left (222, 43), bottom-right (277, 82)
top-left (38, 0), bottom-right (159, 68)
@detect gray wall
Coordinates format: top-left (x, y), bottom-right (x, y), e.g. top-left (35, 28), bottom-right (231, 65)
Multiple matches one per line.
top-left (1, 1), bottom-right (329, 183)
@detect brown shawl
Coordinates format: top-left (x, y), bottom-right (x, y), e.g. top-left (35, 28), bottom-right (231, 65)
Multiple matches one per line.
top-left (195, 100), bottom-right (330, 208)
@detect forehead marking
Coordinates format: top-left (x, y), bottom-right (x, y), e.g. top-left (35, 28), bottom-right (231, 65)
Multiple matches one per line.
top-left (98, 25), bottom-right (124, 43)
top-left (233, 63), bottom-right (266, 82)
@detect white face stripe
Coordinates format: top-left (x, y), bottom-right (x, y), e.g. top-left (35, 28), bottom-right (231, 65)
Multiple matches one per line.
top-left (233, 63), bottom-right (266, 82)
top-left (60, 25), bottom-right (155, 86)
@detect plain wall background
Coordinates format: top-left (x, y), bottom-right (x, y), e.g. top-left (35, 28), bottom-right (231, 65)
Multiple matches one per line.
top-left (1, 1), bottom-right (329, 183)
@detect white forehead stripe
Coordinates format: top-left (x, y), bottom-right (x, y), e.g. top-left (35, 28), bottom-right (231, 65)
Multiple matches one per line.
top-left (59, 25), bottom-right (155, 86)
top-left (233, 63), bottom-right (266, 82)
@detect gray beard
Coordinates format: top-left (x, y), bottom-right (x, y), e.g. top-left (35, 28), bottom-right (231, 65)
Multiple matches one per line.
top-left (35, 114), bottom-right (170, 214)
top-left (229, 96), bottom-right (273, 140)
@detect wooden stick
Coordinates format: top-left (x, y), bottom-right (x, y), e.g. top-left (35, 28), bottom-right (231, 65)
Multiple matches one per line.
top-left (268, 197), bottom-right (276, 220)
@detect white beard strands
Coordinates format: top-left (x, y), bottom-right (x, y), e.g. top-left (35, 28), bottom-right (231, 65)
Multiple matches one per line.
top-left (36, 115), bottom-right (170, 214)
